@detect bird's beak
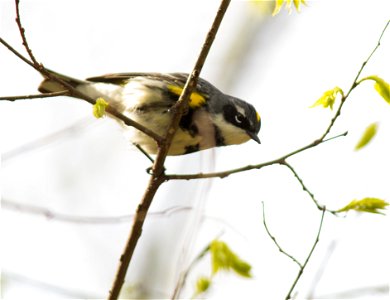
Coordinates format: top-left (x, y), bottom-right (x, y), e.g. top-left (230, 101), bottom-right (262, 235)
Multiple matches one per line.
top-left (247, 131), bottom-right (261, 144)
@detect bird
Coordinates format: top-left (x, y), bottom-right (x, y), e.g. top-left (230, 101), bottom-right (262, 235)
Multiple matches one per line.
top-left (39, 71), bottom-right (261, 155)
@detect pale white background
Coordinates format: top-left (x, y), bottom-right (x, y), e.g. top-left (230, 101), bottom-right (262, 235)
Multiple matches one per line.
top-left (1, 0), bottom-right (389, 299)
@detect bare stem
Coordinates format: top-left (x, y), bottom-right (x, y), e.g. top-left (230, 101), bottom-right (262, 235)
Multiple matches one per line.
top-left (347, 19), bottom-right (389, 98)
top-left (261, 202), bottom-right (327, 299)
top-left (0, 91), bottom-right (68, 101)
top-left (165, 132), bottom-right (348, 181)
top-left (133, 143), bottom-right (155, 164)
top-left (285, 208), bottom-right (326, 299)
top-left (0, 36), bottom-right (35, 68)
top-left (262, 202), bottom-right (302, 268)
top-left (281, 161), bottom-right (337, 214)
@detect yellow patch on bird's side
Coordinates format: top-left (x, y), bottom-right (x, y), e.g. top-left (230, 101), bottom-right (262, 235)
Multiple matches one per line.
top-left (256, 112), bottom-right (261, 122)
top-left (167, 85), bottom-right (206, 108)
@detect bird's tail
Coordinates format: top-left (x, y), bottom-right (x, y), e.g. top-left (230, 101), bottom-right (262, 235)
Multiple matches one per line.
top-left (38, 70), bottom-right (85, 94)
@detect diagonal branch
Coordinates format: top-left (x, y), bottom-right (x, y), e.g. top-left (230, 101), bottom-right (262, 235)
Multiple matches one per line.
top-left (107, 1), bottom-right (231, 299)
top-left (347, 19), bottom-right (389, 96)
top-left (15, 0), bottom-right (40, 66)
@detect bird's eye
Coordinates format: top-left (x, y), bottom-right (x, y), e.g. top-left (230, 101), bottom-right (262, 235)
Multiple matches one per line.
top-left (235, 113), bottom-right (245, 124)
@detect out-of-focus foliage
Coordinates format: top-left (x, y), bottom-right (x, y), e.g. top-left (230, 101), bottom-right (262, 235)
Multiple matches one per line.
top-left (272, 0), bottom-right (307, 16)
top-left (193, 240), bottom-right (252, 297)
top-left (250, 0), bottom-right (306, 16)
top-left (194, 276), bottom-right (211, 297)
top-left (355, 123), bottom-right (378, 151)
top-left (210, 240), bottom-right (252, 277)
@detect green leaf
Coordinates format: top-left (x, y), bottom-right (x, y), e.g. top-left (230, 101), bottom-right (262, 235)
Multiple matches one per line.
top-left (337, 197), bottom-right (389, 215)
top-left (355, 123), bottom-right (378, 151)
top-left (311, 87), bottom-right (343, 110)
top-left (194, 276), bottom-right (211, 296)
top-left (93, 97), bottom-right (109, 118)
top-left (373, 78), bottom-right (390, 103)
top-left (360, 75), bottom-right (390, 104)
top-left (210, 240), bottom-right (252, 278)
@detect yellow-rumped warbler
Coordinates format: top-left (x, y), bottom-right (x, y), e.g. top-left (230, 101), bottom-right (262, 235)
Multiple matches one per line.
top-left (39, 72), bottom-right (261, 155)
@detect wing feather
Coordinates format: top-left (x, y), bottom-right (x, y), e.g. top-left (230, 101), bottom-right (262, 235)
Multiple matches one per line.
top-left (86, 72), bottom-right (189, 86)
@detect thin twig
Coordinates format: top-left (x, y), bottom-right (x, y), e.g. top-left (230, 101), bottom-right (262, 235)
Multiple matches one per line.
top-left (285, 207), bottom-right (326, 299)
top-left (0, 91), bottom-right (68, 101)
top-left (165, 132), bottom-right (348, 181)
top-left (133, 143), bottom-right (155, 164)
top-left (107, 1), bottom-right (231, 299)
top-left (281, 161), bottom-right (336, 213)
top-left (348, 19), bottom-right (389, 96)
top-left (262, 202), bottom-right (326, 299)
top-left (262, 202), bottom-right (302, 268)
top-left (0, 36), bottom-right (35, 68)
top-left (15, 0), bottom-right (40, 66)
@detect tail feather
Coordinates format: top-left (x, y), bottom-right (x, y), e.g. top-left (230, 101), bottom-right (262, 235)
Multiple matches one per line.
top-left (38, 70), bottom-right (84, 94)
